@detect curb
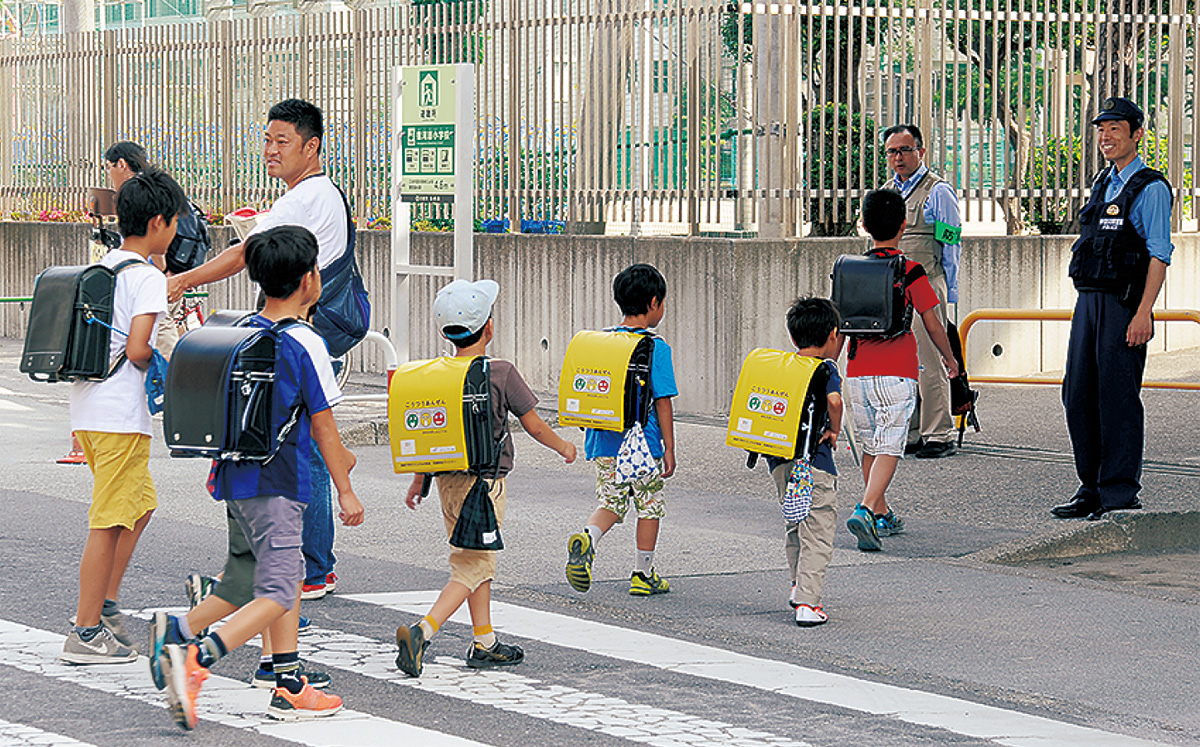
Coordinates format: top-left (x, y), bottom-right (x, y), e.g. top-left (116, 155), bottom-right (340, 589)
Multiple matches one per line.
top-left (969, 511), bottom-right (1200, 565)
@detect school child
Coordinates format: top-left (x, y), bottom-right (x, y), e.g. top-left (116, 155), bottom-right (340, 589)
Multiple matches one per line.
top-left (844, 190), bottom-right (959, 551)
top-left (768, 297), bottom-right (844, 626)
top-left (395, 278), bottom-right (577, 677)
top-left (152, 225), bottom-right (364, 729)
top-left (59, 169), bottom-right (185, 664)
top-left (564, 263), bottom-right (678, 596)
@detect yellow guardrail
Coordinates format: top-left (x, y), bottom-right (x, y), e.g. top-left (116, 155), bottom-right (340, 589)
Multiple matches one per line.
top-left (959, 308), bottom-right (1200, 391)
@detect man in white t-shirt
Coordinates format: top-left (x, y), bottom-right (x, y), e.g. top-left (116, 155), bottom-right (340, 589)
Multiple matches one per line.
top-left (168, 99), bottom-right (348, 604)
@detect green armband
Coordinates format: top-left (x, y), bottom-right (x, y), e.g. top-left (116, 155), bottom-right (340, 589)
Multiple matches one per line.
top-left (934, 221), bottom-right (961, 244)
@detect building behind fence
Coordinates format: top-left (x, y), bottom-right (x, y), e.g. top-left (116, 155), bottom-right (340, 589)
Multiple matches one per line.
top-left (1, 0), bottom-right (1197, 237)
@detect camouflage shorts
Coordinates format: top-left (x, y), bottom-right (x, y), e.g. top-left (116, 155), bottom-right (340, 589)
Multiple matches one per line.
top-left (594, 456), bottom-right (666, 521)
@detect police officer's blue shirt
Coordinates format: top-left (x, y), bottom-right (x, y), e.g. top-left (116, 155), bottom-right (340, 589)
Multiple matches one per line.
top-left (583, 328), bottom-right (678, 460)
top-left (892, 163), bottom-right (963, 303)
top-left (210, 315), bottom-right (343, 504)
top-left (1103, 155), bottom-right (1174, 265)
top-left (766, 359), bottom-right (841, 477)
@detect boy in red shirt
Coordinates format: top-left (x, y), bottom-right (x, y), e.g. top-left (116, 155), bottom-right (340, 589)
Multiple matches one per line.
top-left (844, 190), bottom-right (959, 551)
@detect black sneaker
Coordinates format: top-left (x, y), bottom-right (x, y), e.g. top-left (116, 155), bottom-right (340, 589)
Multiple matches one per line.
top-left (915, 441), bottom-right (956, 459)
top-left (466, 639), bottom-right (525, 669)
top-left (395, 623), bottom-right (428, 677)
top-left (251, 663), bottom-right (332, 689)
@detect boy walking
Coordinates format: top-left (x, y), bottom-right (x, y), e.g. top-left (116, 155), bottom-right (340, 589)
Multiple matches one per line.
top-left (395, 278), bottom-right (577, 677)
top-left (844, 190), bottom-right (959, 552)
top-left (565, 264), bottom-right (678, 596)
top-left (768, 297), bottom-right (844, 626)
top-left (60, 170), bottom-right (186, 664)
top-left (154, 225), bottom-right (364, 729)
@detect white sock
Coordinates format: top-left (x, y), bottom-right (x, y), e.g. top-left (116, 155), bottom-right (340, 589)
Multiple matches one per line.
top-left (177, 615), bottom-right (195, 641)
top-left (584, 525), bottom-right (603, 547)
top-left (635, 549), bottom-right (654, 574)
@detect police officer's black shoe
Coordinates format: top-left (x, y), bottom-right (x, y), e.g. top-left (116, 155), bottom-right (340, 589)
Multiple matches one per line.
top-left (1086, 499), bottom-right (1143, 521)
top-left (915, 441), bottom-right (956, 459)
top-left (1050, 496), bottom-right (1099, 519)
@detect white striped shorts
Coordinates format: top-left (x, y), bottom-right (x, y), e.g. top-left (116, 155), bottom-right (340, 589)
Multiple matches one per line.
top-left (847, 375), bottom-right (918, 458)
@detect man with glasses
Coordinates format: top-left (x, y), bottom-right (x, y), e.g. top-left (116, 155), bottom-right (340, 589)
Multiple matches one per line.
top-left (879, 123), bottom-right (962, 462)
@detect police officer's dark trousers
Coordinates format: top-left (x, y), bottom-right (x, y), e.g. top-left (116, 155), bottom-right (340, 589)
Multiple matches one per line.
top-left (1062, 291), bottom-right (1147, 508)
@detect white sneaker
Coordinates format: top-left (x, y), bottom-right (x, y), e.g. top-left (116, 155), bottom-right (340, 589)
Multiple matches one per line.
top-left (60, 627), bottom-right (138, 665)
top-left (795, 604), bottom-right (828, 627)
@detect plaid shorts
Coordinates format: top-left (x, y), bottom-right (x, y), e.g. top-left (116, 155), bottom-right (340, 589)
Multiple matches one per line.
top-left (594, 456), bottom-right (666, 521)
top-left (847, 375), bottom-right (918, 457)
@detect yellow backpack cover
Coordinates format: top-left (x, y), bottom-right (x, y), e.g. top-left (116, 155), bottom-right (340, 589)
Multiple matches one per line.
top-left (558, 330), bottom-right (654, 431)
top-left (726, 349), bottom-right (824, 459)
top-left (387, 356), bottom-right (476, 473)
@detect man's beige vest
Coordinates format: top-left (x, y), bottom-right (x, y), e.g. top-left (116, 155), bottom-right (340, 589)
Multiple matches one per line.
top-left (884, 171), bottom-right (944, 279)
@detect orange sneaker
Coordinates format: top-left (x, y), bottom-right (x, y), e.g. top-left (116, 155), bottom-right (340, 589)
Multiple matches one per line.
top-left (164, 643), bottom-right (209, 730)
top-left (266, 678), bottom-right (344, 721)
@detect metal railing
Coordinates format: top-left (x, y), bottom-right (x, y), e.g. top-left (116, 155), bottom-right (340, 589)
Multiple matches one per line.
top-left (959, 307), bottom-right (1200, 391)
top-left (1, 0), bottom-right (1197, 237)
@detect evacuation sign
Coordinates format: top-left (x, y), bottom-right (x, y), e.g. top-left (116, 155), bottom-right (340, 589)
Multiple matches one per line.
top-left (400, 65), bottom-right (458, 203)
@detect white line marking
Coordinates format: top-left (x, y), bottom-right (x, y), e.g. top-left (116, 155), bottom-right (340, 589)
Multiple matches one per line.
top-left (294, 627), bottom-right (809, 747)
top-left (0, 718), bottom-right (98, 747)
top-left (346, 591), bottom-right (1175, 747)
top-left (0, 619), bottom-right (490, 747)
top-left (0, 399), bottom-right (33, 412)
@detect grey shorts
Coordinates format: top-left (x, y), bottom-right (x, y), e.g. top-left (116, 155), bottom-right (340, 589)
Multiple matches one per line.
top-left (213, 507), bottom-right (255, 608)
top-left (225, 496), bottom-right (305, 610)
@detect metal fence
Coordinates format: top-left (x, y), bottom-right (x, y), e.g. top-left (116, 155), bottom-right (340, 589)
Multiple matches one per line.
top-left (1, 0), bottom-right (1197, 237)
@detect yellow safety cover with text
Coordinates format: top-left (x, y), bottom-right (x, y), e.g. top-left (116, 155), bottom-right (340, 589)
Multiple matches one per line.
top-left (388, 356), bottom-right (472, 473)
top-left (558, 330), bottom-right (644, 431)
top-left (725, 349), bottom-right (822, 459)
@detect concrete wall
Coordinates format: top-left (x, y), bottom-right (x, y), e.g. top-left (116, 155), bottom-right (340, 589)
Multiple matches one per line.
top-left (3, 223), bottom-right (1198, 418)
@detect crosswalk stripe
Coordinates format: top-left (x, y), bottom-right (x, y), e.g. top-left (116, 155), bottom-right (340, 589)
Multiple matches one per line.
top-left (346, 591), bottom-right (1174, 747)
top-left (0, 718), bottom-right (99, 747)
top-left (127, 607), bottom-right (809, 746)
top-left (295, 629), bottom-right (809, 747)
top-left (0, 619), bottom-right (489, 747)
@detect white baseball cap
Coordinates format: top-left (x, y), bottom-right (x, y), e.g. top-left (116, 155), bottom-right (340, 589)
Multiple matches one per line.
top-left (433, 278), bottom-right (499, 340)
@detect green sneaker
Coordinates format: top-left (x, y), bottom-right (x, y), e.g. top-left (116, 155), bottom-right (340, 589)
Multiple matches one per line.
top-left (629, 569), bottom-right (669, 596)
top-left (565, 532), bottom-right (595, 593)
top-left (395, 623), bottom-right (428, 677)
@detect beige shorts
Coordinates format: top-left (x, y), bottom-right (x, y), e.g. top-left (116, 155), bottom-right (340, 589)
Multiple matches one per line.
top-left (437, 473), bottom-right (507, 592)
top-left (594, 456), bottom-right (666, 521)
top-left (77, 431), bottom-right (157, 530)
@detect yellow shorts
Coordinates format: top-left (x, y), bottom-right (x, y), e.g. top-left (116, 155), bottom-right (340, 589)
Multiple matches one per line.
top-left (77, 431), bottom-right (157, 530)
top-left (437, 473), bottom-right (506, 592)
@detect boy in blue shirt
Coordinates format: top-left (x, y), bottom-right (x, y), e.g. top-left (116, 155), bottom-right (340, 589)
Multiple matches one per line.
top-left (767, 297), bottom-right (843, 626)
top-left (154, 225), bottom-right (364, 729)
top-left (565, 264), bottom-right (678, 596)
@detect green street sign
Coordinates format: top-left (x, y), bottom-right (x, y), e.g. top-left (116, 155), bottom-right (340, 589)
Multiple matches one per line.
top-left (401, 65), bottom-right (458, 203)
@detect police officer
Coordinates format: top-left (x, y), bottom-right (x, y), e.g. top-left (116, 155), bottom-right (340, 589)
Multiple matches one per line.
top-left (1051, 97), bottom-right (1173, 521)
top-left (881, 124), bottom-right (962, 459)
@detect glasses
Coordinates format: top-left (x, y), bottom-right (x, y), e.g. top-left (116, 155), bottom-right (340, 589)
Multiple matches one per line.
top-left (885, 146), bottom-right (919, 157)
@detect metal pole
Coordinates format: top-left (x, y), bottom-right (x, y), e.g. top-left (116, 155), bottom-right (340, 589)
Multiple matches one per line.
top-left (454, 62), bottom-right (474, 279)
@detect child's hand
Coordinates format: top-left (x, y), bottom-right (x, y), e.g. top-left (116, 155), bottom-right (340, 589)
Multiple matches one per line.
top-left (338, 491), bottom-right (365, 526)
top-left (660, 450), bottom-right (676, 478)
top-left (405, 475), bottom-right (425, 510)
top-left (559, 441), bottom-right (577, 464)
top-left (819, 428), bottom-right (839, 450)
top-left (942, 355), bottom-right (960, 379)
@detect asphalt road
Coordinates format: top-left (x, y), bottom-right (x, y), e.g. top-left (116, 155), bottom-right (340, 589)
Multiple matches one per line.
top-left (1, 334), bottom-right (1198, 747)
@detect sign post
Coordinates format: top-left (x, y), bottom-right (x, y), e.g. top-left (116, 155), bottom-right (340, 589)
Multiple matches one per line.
top-left (391, 63), bottom-right (475, 364)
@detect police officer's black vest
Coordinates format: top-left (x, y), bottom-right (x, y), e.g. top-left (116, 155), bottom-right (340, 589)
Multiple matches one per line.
top-left (1069, 166), bottom-right (1170, 307)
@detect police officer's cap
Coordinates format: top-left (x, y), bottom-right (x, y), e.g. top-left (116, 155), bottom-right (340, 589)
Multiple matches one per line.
top-left (1091, 97), bottom-right (1144, 130)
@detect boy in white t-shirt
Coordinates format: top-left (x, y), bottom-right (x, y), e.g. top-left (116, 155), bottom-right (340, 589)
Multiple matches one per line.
top-left (60, 169), bottom-right (187, 665)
